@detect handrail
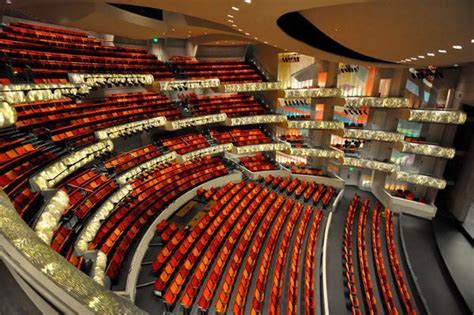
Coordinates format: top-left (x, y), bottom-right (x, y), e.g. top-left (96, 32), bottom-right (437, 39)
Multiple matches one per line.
top-left (321, 211), bottom-right (332, 315)
top-left (0, 191), bottom-right (145, 314)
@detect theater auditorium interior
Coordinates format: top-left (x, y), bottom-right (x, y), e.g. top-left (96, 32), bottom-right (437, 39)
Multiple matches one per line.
top-left (0, 1), bottom-right (473, 314)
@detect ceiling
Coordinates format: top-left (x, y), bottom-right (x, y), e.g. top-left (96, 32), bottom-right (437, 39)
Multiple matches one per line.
top-left (0, 0), bottom-right (472, 67)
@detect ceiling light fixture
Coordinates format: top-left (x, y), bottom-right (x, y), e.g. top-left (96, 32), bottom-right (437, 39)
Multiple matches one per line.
top-left (471, 39), bottom-right (474, 43)
top-left (418, 55), bottom-right (425, 59)
top-left (427, 53), bottom-right (435, 56)
top-left (228, 19), bottom-right (234, 23)
top-left (244, 0), bottom-right (252, 3)
top-left (232, 6), bottom-right (239, 11)
top-left (227, 14), bottom-right (234, 18)
top-left (438, 49), bottom-right (447, 53)
top-left (453, 64), bottom-right (459, 67)
top-left (232, 24), bottom-right (237, 27)
top-left (411, 57), bottom-right (417, 60)
top-left (245, 32), bottom-right (250, 35)
top-left (238, 29), bottom-right (243, 32)
top-left (452, 45), bottom-right (462, 49)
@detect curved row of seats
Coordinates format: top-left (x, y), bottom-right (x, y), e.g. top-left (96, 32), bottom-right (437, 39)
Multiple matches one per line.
top-left (50, 169), bottom-right (118, 258)
top-left (0, 22), bottom-right (174, 80)
top-left (187, 94), bottom-right (267, 117)
top-left (343, 194), bottom-right (417, 315)
top-left (0, 132), bottom-right (63, 222)
top-left (152, 175), bottom-right (328, 313)
top-left (13, 91), bottom-right (182, 146)
top-left (171, 58), bottom-right (264, 84)
top-left (356, 198), bottom-right (378, 314)
top-left (239, 153), bottom-right (277, 171)
top-left (90, 156), bottom-right (228, 280)
top-left (372, 203), bottom-right (398, 314)
top-left (104, 144), bottom-right (162, 173)
top-left (210, 127), bottom-right (273, 146)
top-left (289, 164), bottom-right (326, 177)
top-left (385, 209), bottom-right (417, 314)
top-left (343, 194), bottom-right (362, 314)
top-left (159, 133), bottom-right (210, 155)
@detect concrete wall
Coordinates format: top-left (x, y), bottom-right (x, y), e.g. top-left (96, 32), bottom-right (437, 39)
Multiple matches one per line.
top-left (249, 44), bottom-right (280, 81)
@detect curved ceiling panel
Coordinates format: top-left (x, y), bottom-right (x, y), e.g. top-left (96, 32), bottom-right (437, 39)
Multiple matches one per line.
top-left (301, 0), bottom-right (474, 66)
top-left (277, 12), bottom-right (392, 64)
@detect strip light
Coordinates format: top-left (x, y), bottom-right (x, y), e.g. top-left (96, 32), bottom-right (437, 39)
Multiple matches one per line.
top-left (287, 120), bottom-right (344, 130)
top-left (395, 142), bottom-right (456, 159)
top-left (232, 143), bottom-right (290, 154)
top-left (68, 73), bottom-right (154, 87)
top-left (284, 88), bottom-right (342, 99)
top-left (31, 141), bottom-right (114, 191)
top-left (178, 144), bottom-right (233, 162)
top-left (341, 157), bottom-right (399, 173)
top-left (158, 78), bottom-right (220, 91)
top-left (225, 115), bottom-right (287, 126)
top-left (223, 81), bottom-right (282, 93)
top-left (391, 171), bottom-right (447, 189)
top-left (344, 97), bottom-right (410, 108)
top-left (95, 116), bottom-right (167, 140)
top-left (165, 113), bottom-right (227, 130)
top-left (341, 129), bottom-right (405, 142)
top-left (401, 109), bottom-right (467, 124)
top-left (288, 147), bottom-right (343, 159)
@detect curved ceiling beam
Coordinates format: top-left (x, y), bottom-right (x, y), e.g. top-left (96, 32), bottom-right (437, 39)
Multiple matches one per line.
top-left (277, 11), bottom-right (392, 64)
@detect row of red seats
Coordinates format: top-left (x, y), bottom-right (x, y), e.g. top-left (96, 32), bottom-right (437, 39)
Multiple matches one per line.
top-left (210, 127), bottom-right (272, 146)
top-left (290, 165), bottom-right (326, 177)
top-left (171, 59), bottom-right (263, 84)
top-left (312, 184), bottom-right (327, 204)
top-left (393, 189), bottom-right (427, 204)
top-left (249, 198), bottom-right (296, 314)
top-left (263, 175), bottom-right (329, 205)
top-left (0, 134), bottom-right (62, 222)
top-left (160, 133), bottom-right (210, 155)
top-left (385, 209), bottom-right (417, 314)
top-left (153, 182), bottom-right (240, 277)
top-left (155, 182), bottom-right (253, 300)
top-left (184, 185), bottom-right (272, 312)
top-left (287, 207), bottom-right (313, 314)
top-left (188, 94), bottom-right (267, 117)
top-left (372, 204), bottom-right (398, 314)
top-left (280, 134), bottom-right (305, 144)
top-left (357, 198), bottom-right (378, 314)
top-left (50, 170), bottom-right (117, 256)
top-left (8, 22), bottom-right (150, 55)
top-left (343, 194), bottom-right (363, 314)
top-left (0, 22), bottom-right (174, 79)
top-left (155, 176), bottom-right (327, 313)
top-left (95, 157), bottom-right (229, 280)
top-left (322, 186), bottom-right (336, 209)
top-left (239, 153), bottom-right (276, 171)
top-left (104, 144), bottom-right (161, 173)
top-left (14, 92), bottom-right (181, 146)
top-left (91, 157), bottom-right (225, 251)
top-left (303, 210), bottom-right (324, 314)
top-left (269, 202), bottom-right (304, 313)
top-left (228, 192), bottom-right (285, 315)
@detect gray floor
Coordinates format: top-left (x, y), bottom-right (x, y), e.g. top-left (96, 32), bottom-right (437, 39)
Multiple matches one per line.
top-left (326, 186), bottom-right (412, 315)
top-left (131, 184), bottom-right (470, 315)
top-left (400, 214), bottom-right (469, 315)
top-left (460, 207), bottom-right (474, 241)
top-left (133, 181), bottom-right (329, 314)
top-left (433, 217), bottom-right (474, 313)
top-left (0, 260), bottom-right (42, 315)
